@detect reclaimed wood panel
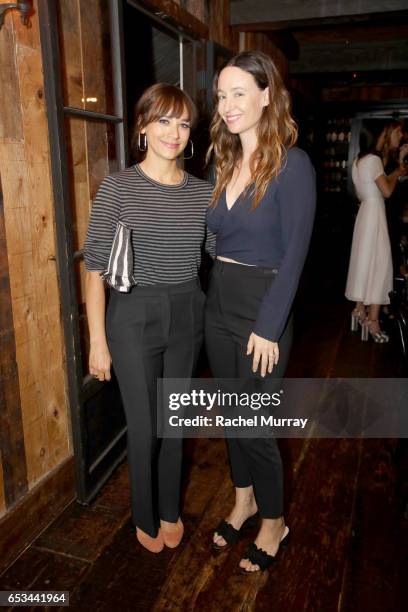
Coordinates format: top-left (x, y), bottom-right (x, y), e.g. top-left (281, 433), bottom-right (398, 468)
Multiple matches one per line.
top-left (0, 0), bottom-right (71, 501)
top-left (13, 156), bottom-right (68, 475)
top-left (0, 173), bottom-right (28, 509)
top-left (208, 0), bottom-right (230, 48)
top-left (186, 0), bottom-right (206, 23)
top-left (9, 0), bottom-right (39, 51)
top-left (0, 14), bottom-right (22, 140)
top-left (17, 55), bottom-right (50, 165)
top-left (23, 415), bottom-right (49, 486)
top-left (18, 12), bottom-right (70, 476)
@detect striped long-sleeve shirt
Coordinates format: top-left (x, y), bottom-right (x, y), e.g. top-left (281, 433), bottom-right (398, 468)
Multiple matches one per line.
top-left (84, 164), bottom-right (215, 286)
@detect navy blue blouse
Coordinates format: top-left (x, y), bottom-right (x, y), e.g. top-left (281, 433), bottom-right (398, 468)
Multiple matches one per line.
top-left (206, 147), bottom-right (316, 342)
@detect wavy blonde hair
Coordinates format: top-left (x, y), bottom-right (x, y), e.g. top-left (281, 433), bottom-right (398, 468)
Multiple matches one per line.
top-left (206, 51), bottom-right (298, 209)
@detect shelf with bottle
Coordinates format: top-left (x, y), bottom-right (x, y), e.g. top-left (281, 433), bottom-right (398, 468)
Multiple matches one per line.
top-left (321, 117), bottom-right (352, 194)
top-left (324, 118), bottom-right (351, 145)
top-left (323, 170), bottom-right (349, 193)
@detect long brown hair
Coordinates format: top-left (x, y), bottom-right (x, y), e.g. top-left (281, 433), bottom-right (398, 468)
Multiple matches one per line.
top-left (206, 51), bottom-right (297, 209)
top-left (357, 118), bottom-right (403, 164)
top-left (132, 83), bottom-right (198, 162)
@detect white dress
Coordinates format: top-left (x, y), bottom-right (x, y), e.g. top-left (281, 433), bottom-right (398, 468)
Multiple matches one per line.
top-left (345, 154), bottom-right (393, 305)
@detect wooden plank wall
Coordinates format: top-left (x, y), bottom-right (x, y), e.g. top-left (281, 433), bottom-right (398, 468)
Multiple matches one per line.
top-left (143, 0), bottom-right (208, 37)
top-left (208, 0), bottom-right (230, 48)
top-left (0, 173), bottom-right (28, 511)
top-left (185, 0), bottom-right (206, 23)
top-left (239, 31), bottom-right (289, 78)
top-left (0, 0), bottom-right (71, 518)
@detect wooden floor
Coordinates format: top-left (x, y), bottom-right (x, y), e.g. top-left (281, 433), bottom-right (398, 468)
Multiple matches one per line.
top-left (1, 289), bottom-right (407, 611)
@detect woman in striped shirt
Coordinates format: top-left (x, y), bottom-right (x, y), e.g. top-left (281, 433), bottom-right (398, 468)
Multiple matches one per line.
top-left (84, 84), bottom-right (213, 553)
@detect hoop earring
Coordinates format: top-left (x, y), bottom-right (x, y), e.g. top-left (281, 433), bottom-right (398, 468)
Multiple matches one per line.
top-left (138, 133), bottom-right (147, 152)
top-left (183, 139), bottom-right (194, 160)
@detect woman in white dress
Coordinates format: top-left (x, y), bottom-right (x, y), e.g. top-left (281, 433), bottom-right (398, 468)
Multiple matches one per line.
top-left (345, 120), bottom-right (408, 342)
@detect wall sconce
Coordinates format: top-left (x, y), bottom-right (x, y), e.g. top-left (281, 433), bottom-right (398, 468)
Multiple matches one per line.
top-left (0, 1), bottom-right (32, 31)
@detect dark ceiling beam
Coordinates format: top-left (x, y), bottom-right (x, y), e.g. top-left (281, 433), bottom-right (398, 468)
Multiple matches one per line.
top-left (138, 0), bottom-right (208, 38)
top-left (289, 38), bottom-right (408, 73)
top-left (294, 23), bottom-right (408, 45)
top-left (266, 31), bottom-right (299, 61)
top-left (230, 9), bottom-right (408, 33)
top-left (230, 1), bottom-right (408, 26)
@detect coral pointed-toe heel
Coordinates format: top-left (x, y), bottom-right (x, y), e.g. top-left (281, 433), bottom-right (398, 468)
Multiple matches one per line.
top-left (136, 527), bottom-right (164, 553)
top-left (162, 519), bottom-right (184, 548)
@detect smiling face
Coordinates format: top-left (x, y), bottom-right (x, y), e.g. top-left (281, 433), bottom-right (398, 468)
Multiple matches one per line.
top-left (141, 109), bottom-right (191, 161)
top-left (217, 66), bottom-right (269, 138)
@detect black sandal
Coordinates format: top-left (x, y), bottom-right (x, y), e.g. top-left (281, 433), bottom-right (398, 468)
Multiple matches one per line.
top-left (240, 527), bottom-right (290, 573)
top-left (212, 512), bottom-right (259, 552)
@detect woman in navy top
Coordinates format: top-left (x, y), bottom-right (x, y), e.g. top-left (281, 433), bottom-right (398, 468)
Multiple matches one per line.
top-left (205, 50), bottom-right (316, 573)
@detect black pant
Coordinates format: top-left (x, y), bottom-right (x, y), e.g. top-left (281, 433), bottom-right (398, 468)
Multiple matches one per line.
top-left (205, 260), bottom-right (293, 518)
top-left (107, 278), bottom-right (204, 537)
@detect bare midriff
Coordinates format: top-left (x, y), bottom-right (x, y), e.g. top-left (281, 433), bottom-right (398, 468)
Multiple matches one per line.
top-left (217, 256), bottom-right (256, 266)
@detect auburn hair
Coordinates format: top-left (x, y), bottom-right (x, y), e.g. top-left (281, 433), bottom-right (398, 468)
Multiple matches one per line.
top-left (206, 51), bottom-right (298, 209)
top-left (132, 83), bottom-right (197, 161)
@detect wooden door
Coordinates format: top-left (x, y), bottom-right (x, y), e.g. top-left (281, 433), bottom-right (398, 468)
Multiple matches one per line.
top-left (38, 0), bottom-right (128, 503)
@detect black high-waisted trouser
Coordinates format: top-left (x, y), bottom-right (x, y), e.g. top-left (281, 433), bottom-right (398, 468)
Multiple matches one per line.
top-left (106, 278), bottom-right (204, 537)
top-left (205, 260), bottom-right (293, 518)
